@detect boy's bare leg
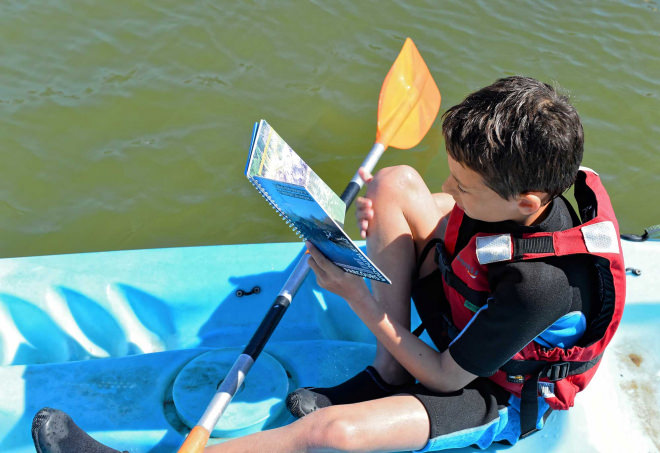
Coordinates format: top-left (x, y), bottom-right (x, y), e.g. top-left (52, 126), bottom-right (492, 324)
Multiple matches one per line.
top-left (205, 394), bottom-right (430, 453)
top-left (364, 165), bottom-right (454, 384)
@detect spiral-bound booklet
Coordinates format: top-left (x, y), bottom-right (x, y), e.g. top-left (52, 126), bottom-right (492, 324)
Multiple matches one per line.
top-left (245, 119), bottom-right (390, 283)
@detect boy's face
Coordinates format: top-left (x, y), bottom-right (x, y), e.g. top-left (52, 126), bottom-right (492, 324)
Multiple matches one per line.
top-left (442, 155), bottom-right (528, 223)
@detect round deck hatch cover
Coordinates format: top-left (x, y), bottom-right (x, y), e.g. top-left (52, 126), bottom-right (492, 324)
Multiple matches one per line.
top-left (173, 348), bottom-right (289, 438)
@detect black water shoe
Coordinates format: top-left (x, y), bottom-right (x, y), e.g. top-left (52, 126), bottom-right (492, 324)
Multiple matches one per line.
top-left (32, 408), bottom-right (127, 453)
top-left (286, 366), bottom-right (412, 418)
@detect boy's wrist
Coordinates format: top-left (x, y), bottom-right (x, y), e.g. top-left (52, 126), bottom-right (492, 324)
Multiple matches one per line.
top-left (346, 288), bottom-right (378, 319)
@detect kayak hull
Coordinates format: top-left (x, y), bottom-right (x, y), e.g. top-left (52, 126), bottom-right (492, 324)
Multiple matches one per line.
top-left (0, 239), bottom-right (658, 452)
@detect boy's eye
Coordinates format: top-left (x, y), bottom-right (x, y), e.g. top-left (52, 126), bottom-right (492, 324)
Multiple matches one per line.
top-left (458, 185), bottom-right (467, 193)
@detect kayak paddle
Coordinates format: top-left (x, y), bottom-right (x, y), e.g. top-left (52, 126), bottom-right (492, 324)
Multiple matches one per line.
top-left (177, 37), bottom-right (440, 453)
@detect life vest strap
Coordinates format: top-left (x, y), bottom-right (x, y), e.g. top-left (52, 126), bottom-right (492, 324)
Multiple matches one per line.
top-left (415, 238), bottom-right (444, 278)
top-left (436, 240), bottom-right (489, 307)
top-left (476, 234), bottom-right (556, 264)
top-left (512, 235), bottom-right (554, 259)
top-left (476, 219), bottom-right (620, 266)
top-left (501, 354), bottom-right (601, 379)
top-left (502, 354), bottom-right (602, 438)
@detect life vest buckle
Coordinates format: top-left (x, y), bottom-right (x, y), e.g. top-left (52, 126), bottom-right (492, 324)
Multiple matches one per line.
top-left (544, 362), bottom-right (570, 381)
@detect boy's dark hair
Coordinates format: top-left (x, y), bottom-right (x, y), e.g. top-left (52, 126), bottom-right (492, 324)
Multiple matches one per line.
top-left (442, 76), bottom-right (584, 200)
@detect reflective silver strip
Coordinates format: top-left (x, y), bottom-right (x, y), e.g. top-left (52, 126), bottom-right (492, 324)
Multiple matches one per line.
top-left (581, 221), bottom-right (620, 254)
top-left (476, 234), bottom-right (512, 264)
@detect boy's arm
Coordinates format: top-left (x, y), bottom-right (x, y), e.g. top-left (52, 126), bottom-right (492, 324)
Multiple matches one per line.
top-left (448, 260), bottom-right (574, 376)
top-left (360, 297), bottom-right (477, 392)
top-left (306, 242), bottom-right (476, 393)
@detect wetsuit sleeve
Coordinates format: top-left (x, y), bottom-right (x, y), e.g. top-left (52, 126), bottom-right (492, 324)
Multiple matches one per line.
top-left (448, 260), bottom-right (573, 377)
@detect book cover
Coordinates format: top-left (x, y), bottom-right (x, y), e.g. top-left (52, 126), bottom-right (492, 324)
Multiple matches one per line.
top-left (245, 119), bottom-right (391, 284)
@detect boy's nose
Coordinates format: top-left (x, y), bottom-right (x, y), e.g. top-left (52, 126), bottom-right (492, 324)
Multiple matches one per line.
top-left (442, 176), bottom-right (456, 196)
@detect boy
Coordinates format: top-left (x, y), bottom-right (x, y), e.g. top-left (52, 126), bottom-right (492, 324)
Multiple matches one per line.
top-left (32, 76), bottom-right (625, 452)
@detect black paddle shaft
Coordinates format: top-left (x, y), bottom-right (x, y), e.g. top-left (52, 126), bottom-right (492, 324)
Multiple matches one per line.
top-left (340, 181), bottom-right (362, 207)
top-left (242, 295), bottom-right (290, 358)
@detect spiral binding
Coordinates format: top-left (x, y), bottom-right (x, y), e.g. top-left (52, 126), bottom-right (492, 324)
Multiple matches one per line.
top-left (250, 177), bottom-right (306, 240)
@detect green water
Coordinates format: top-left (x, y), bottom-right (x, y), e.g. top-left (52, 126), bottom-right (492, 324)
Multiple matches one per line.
top-left (1, 0), bottom-right (658, 258)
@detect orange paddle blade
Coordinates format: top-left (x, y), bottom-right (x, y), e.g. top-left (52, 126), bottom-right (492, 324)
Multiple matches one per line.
top-left (376, 38), bottom-right (441, 150)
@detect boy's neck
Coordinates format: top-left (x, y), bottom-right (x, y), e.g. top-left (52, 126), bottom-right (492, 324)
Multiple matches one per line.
top-left (520, 200), bottom-right (552, 226)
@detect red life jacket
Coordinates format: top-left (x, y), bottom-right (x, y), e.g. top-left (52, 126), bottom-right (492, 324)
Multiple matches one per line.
top-left (438, 167), bottom-right (626, 437)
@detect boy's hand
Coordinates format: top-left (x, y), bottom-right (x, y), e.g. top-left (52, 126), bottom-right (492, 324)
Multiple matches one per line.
top-left (355, 167), bottom-right (374, 239)
top-left (305, 242), bottom-right (371, 304)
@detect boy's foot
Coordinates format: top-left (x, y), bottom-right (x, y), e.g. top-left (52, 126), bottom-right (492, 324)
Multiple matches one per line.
top-left (31, 407), bottom-right (126, 453)
top-left (285, 366), bottom-right (412, 418)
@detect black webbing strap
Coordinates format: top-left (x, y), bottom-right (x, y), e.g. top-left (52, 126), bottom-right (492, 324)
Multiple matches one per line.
top-left (502, 355), bottom-right (602, 438)
top-left (435, 240), bottom-right (489, 308)
top-left (512, 236), bottom-right (555, 260)
top-left (519, 375), bottom-right (541, 439)
top-left (415, 238), bottom-right (443, 278)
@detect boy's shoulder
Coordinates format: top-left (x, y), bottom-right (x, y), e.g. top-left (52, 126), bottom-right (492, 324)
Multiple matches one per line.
top-left (455, 195), bottom-right (577, 252)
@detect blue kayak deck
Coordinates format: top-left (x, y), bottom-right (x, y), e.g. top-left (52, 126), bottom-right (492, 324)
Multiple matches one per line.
top-left (0, 240), bottom-right (658, 452)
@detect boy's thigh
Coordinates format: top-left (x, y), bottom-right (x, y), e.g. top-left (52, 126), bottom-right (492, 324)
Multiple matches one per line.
top-left (369, 166), bottom-right (451, 248)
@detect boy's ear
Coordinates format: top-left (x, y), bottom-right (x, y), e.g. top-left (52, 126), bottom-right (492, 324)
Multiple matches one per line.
top-left (516, 192), bottom-right (545, 215)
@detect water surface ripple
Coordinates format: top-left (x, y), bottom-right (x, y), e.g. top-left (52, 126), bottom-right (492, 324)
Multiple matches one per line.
top-left (0, 0), bottom-right (658, 257)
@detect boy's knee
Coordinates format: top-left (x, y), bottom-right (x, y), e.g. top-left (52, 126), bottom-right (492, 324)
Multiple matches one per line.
top-left (304, 408), bottom-right (358, 451)
top-left (367, 165), bottom-right (424, 200)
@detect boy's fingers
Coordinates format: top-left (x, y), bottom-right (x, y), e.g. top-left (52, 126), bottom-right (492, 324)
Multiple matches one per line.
top-left (358, 167), bottom-right (374, 184)
top-left (305, 241), bottom-right (319, 259)
top-left (307, 255), bottom-right (321, 276)
top-left (356, 197), bottom-right (372, 210)
top-left (306, 242), bottom-right (346, 283)
top-left (306, 248), bottom-right (326, 278)
top-left (357, 210), bottom-right (373, 223)
top-left (305, 242), bottom-right (329, 270)
top-left (355, 199), bottom-right (373, 219)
